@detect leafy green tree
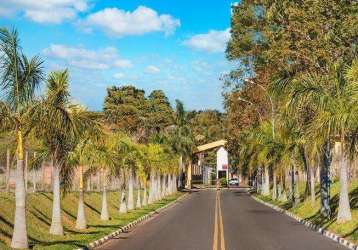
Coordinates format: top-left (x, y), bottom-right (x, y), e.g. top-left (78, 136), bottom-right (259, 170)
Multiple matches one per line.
top-left (147, 90), bottom-right (173, 134)
top-left (104, 85), bottom-right (147, 138)
top-left (188, 110), bottom-right (226, 168)
top-left (0, 28), bottom-right (43, 249)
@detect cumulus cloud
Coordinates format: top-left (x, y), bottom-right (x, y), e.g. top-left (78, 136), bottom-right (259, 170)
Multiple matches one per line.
top-left (0, 0), bottom-right (88, 23)
top-left (43, 44), bottom-right (132, 70)
top-left (81, 6), bottom-right (180, 37)
top-left (145, 65), bottom-right (161, 74)
top-left (183, 28), bottom-right (231, 53)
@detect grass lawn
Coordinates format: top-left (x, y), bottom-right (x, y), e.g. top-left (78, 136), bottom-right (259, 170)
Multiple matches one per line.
top-left (0, 190), bottom-right (183, 249)
top-left (255, 180), bottom-right (358, 244)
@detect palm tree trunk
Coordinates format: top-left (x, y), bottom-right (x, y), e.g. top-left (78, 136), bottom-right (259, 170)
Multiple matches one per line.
top-left (290, 164), bottom-right (295, 202)
top-left (41, 162), bottom-right (45, 191)
top-left (86, 175), bottom-right (91, 192)
top-left (262, 166), bottom-right (270, 196)
top-left (337, 142), bottom-right (352, 223)
top-left (272, 171), bottom-right (277, 200)
top-left (128, 169), bottom-right (134, 210)
top-left (278, 173), bottom-right (288, 202)
top-left (32, 152), bottom-right (37, 193)
top-left (100, 169), bottom-right (109, 220)
top-left (136, 184), bottom-right (142, 209)
top-left (50, 162), bottom-right (63, 235)
top-left (157, 174), bottom-right (162, 200)
top-left (6, 148), bottom-right (10, 192)
top-left (148, 171), bottom-right (154, 204)
top-left (142, 186), bottom-right (148, 206)
top-left (320, 142), bottom-right (332, 218)
top-left (24, 151), bottom-right (28, 192)
top-left (96, 172), bottom-right (100, 192)
top-left (11, 130), bottom-right (28, 248)
top-left (310, 166), bottom-right (315, 204)
top-left (119, 190), bottom-right (127, 213)
top-left (161, 175), bottom-right (166, 197)
top-left (135, 189), bottom-right (142, 208)
top-left (76, 166), bottom-right (86, 229)
top-left (294, 168), bottom-right (300, 206)
top-left (32, 170), bottom-right (37, 193)
top-left (299, 147), bottom-right (310, 199)
top-left (178, 155), bottom-right (183, 188)
top-left (174, 175), bottom-right (178, 192)
top-left (168, 174), bottom-right (173, 194)
top-left (186, 161), bottom-right (192, 189)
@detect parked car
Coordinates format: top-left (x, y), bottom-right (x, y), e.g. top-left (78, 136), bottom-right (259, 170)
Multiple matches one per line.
top-left (229, 178), bottom-right (239, 186)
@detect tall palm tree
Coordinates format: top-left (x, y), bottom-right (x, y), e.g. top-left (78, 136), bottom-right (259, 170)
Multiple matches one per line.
top-left (0, 28), bottom-right (43, 249)
top-left (169, 100), bottom-right (194, 189)
top-left (68, 138), bottom-right (98, 230)
top-left (32, 70), bottom-right (100, 234)
top-left (288, 61), bottom-right (358, 221)
top-left (89, 137), bottom-right (116, 221)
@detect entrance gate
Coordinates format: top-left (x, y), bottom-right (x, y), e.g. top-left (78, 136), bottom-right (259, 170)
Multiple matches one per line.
top-left (185, 140), bottom-right (228, 188)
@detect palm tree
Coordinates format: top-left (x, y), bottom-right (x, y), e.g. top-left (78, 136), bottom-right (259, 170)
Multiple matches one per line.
top-left (89, 138), bottom-right (116, 221)
top-left (169, 100), bottom-right (194, 189)
top-left (146, 144), bottom-right (164, 202)
top-left (109, 134), bottom-right (130, 214)
top-left (68, 138), bottom-right (97, 230)
top-left (288, 61), bottom-right (358, 221)
top-left (0, 28), bottom-right (43, 249)
top-left (32, 70), bottom-right (100, 234)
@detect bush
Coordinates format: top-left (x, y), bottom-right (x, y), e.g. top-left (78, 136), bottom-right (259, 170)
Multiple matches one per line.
top-left (220, 177), bottom-right (227, 187)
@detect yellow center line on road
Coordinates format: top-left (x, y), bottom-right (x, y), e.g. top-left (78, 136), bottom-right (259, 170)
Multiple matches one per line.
top-left (218, 191), bottom-right (226, 250)
top-left (213, 190), bottom-right (225, 250)
top-left (213, 190), bottom-right (218, 250)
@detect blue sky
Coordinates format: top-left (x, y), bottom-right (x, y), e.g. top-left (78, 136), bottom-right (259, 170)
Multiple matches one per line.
top-left (0, 0), bottom-right (236, 111)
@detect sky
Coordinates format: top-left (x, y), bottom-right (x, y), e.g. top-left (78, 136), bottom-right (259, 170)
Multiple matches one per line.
top-left (0, 0), bottom-right (237, 111)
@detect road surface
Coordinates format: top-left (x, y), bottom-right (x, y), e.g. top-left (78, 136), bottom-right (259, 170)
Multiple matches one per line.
top-left (97, 189), bottom-right (347, 250)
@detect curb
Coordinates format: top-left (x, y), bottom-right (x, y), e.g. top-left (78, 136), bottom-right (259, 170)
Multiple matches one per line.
top-left (251, 196), bottom-right (358, 250)
top-left (76, 193), bottom-right (188, 250)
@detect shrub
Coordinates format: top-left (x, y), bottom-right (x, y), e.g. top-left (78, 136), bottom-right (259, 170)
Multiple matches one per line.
top-left (220, 177), bottom-right (227, 187)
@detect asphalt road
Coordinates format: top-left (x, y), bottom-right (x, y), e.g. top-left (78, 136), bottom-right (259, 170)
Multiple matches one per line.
top-left (97, 189), bottom-right (347, 250)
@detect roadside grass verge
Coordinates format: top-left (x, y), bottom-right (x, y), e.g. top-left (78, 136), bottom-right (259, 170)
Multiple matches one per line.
top-left (0, 190), bottom-right (183, 249)
top-left (254, 180), bottom-right (358, 244)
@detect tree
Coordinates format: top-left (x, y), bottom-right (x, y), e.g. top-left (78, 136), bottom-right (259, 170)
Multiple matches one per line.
top-left (288, 62), bottom-right (358, 222)
top-left (147, 90), bottom-right (173, 135)
top-left (68, 138), bottom-right (100, 230)
top-left (169, 100), bottom-right (195, 189)
top-left (0, 28), bottom-right (43, 249)
top-left (104, 85), bottom-right (147, 139)
top-left (32, 70), bottom-right (100, 234)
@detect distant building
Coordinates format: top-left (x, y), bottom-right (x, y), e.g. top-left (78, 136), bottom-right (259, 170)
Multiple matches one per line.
top-left (216, 147), bottom-right (228, 180)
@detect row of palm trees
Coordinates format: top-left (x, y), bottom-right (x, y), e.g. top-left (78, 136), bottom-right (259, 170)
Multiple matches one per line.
top-left (0, 28), bottom-right (181, 249)
top-left (237, 61), bottom-right (358, 223)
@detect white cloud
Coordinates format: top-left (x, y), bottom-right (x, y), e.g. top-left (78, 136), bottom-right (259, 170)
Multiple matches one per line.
top-left (0, 0), bottom-right (88, 23)
top-left (43, 44), bottom-right (132, 70)
top-left (113, 73), bottom-right (125, 79)
top-left (81, 6), bottom-right (180, 37)
top-left (114, 59), bottom-right (132, 68)
top-left (183, 28), bottom-right (231, 53)
top-left (145, 65), bottom-right (160, 74)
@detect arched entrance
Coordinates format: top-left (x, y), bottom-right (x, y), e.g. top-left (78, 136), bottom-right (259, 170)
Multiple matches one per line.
top-left (186, 140), bottom-right (228, 188)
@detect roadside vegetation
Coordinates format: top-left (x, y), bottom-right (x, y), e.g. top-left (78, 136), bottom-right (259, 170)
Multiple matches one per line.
top-left (256, 180), bottom-right (358, 243)
top-left (0, 191), bottom-right (182, 250)
top-left (0, 24), bottom-right (227, 249)
top-left (0, 27), bottom-right (197, 249)
top-left (224, 0), bottom-right (358, 244)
